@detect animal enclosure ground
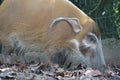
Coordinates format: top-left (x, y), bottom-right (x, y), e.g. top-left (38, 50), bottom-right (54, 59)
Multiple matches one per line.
top-left (0, 62), bottom-right (120, 80)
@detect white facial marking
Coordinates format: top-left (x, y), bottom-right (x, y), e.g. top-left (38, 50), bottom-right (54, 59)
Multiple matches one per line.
top-left (75, 29), bottom-right (81, 33)
top-left (69, 39), bottom-right (79, 50)
top-left (82, 32), bottom-right (99, 50)
top-left (82, 39), bottom-right (90, 47)
top-left (65, 0), bottom-right (87, 17)
top-left (97, 38), bottom-right (106, 65)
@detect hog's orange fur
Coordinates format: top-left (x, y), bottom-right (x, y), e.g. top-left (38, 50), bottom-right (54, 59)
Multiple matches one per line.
top-left (0, 0), bottom-right (100, 49)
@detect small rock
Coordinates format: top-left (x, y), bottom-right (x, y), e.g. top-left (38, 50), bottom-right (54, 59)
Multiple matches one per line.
top-left (104, 67), bottom-right (115, 77)
top-left (0, 68), bottom-right (16, 79)
top-left (84, 68), bottom-right (101, 77)
top-left (57, 76), bottom-right (62, 80)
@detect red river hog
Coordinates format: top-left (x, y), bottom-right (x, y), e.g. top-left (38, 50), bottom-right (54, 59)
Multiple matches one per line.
top-left (0, 0), bottom-right (105, 71)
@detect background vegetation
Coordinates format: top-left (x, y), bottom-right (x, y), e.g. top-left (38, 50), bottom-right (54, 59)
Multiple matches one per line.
top-left (0, 0), bottom-right (120, 39)
top-left (70, 0), bottom-right (120, 39)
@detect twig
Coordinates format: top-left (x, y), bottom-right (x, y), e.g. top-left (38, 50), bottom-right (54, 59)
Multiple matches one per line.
top-left (88, 0), bottom-right (102, 15)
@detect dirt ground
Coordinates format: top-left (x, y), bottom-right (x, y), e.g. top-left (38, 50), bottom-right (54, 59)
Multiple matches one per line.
top-left (0, 62), bottom-right (120, 80)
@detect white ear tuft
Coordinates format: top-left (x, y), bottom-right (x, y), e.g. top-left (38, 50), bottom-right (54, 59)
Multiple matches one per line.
top-left (50, 17), bottom-right (82, 33)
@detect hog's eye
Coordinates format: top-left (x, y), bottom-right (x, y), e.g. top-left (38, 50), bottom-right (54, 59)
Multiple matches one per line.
top-left (87, 35), bottom-right (96, 43)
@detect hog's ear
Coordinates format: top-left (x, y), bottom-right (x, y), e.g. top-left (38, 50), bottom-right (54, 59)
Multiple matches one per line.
top-left (49, 17), bottom-right (83, 33)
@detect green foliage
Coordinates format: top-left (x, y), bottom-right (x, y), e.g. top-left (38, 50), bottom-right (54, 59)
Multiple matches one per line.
top-left (0, 0), bottom-right (3, 5)
top-left (70, 0), bottom-right (120, 39)
top-left (113, 0), bottom-right (120, 38)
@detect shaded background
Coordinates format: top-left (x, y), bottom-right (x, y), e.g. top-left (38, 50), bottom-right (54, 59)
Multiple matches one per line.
top-left (70, 0), bottom-right (120, 39)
